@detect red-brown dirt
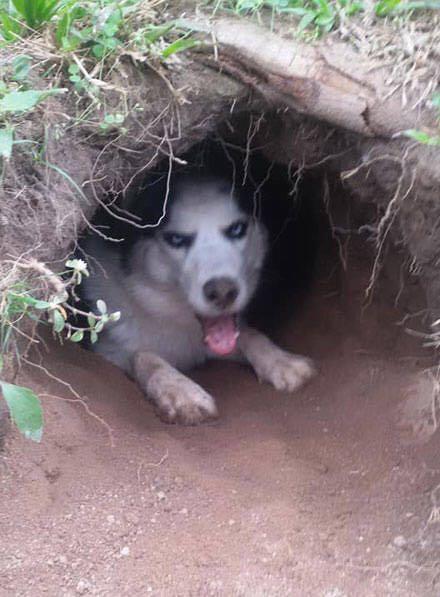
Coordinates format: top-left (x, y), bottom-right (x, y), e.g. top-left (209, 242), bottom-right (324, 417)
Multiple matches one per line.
top-left (1, 247), bottom-right (440, 597)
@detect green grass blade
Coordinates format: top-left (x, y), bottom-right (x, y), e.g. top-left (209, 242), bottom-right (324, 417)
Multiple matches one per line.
top-left (162, 37), bottom-right (199, 58)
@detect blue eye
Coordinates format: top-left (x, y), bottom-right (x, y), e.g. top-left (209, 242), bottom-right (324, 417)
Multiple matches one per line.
top-left (162, 232), bottom-right (194, 249)
top-left (224, 220), bottom-right (248, 240)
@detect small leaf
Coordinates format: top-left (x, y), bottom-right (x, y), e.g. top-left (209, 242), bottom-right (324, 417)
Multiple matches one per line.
top-left (94, 319), bottom-right (105, 333)
top-left (12, 55), bottom-right (32, 82)
top-left (96, 299), bottom-right (107, 314)
top-left (0, 126), bottom-right (14, 160)
top-left (33, 299), bottom-right (52, 309)
top-left (68, 63), bottom-right (80, 75)
top-left (298, 11), bottom-right (316, 31)
top-left (10, 294), bottom-right (50, 309)
top-left (109, 311), bottom-right (121, 322)
top-left (49, 294), bottom-right (67, 306)
top-left (144, 21), bottom-right (175, 45)
top-left (87, 314), bottom-right (96, 327)
top-left (1, 381), bottom-right (43, 442)
top-left (70, 330), bottom-right (84, 342)
top-left (52, 309), bottom-right (65, 333)
top-left (90, 330), bottom-right (98, 344)
top-left (0, 89), bottom-right (65, 114)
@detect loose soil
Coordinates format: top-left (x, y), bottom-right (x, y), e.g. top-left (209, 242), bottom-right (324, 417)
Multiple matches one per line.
top-left (1, 244), bottom-right (440, 597)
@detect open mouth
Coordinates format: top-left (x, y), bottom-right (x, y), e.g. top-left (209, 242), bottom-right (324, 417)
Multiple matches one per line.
top-left (198, 314), bottom-right (240, 356)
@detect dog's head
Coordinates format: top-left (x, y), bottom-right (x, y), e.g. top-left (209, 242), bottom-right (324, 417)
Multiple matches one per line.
top-left (142, 175), bottom-right (268, 354)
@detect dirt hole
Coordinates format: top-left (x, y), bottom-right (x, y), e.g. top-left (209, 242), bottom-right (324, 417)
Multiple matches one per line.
top-left (80, 111), bottom-right (421, 350)
top-left (2, 111), bottom-right (440, 597)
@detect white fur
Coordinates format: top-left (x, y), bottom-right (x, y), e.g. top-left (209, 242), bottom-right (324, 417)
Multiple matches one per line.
top-left (81, 176), bottom-right (315, 424)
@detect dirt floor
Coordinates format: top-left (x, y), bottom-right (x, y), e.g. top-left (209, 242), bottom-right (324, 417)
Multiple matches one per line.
top-left (1, 242), bottom-right (440, 597)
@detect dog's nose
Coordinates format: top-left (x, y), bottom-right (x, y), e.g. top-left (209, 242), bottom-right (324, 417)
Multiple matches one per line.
top-left (203, 277), bottom-right (239, 309)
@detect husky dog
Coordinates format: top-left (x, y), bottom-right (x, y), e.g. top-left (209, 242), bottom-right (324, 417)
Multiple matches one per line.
top-left (80, 174), bottom-right (315, 424)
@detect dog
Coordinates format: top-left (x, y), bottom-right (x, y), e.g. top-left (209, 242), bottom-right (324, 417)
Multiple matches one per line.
top-left (80, 173), bottom-right (315, 424)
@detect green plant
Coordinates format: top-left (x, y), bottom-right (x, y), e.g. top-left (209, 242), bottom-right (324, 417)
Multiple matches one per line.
top-left (0, 259), bottom-right (120, 441)
top-left (13, 0), bottom-right (65, 28)
top-left (0, 0), bottom-right (66, 38)
top-left (0, 375), bottom-right (43, 442)
top-left (98, 112), bottom-right (126, 133)
top-left (54, 3), bottom-right (197, 60)
top-left (0, 87), bottom-right (66, 160)
top-left (0, 61), bottom-right (66, 161)
top-left (403, 93), bottom-right (440, 147)
top-left (214, 0), bottom-right (440, 35)
top-left (375, 0), bottom-right (440, 15)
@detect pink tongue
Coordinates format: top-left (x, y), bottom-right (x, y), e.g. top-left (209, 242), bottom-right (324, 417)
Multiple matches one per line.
top-left (202, 315), bottom-right (239, 356)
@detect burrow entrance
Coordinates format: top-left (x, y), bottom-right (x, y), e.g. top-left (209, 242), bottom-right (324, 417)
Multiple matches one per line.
top-left (2, 109), bottom-right (440, 596)
top-left (81, 109), bottom-right (428, 352)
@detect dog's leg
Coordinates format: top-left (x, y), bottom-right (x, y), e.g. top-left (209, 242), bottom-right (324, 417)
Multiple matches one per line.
top-left (133, 352), bottom-right (218, 425)
top-left (238, 327), bottom-right (316, 393)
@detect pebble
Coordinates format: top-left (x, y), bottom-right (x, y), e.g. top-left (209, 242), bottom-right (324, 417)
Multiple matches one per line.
top-left (76, 579), bottom-right (90, 595)
top-left (393, 535), bottom-right (407, 548)
top-left (120, 546), bottom-right (130, 557)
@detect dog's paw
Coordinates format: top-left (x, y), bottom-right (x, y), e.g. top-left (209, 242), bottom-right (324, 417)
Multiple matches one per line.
top-left (154, 379), bottom-right (218, 425)
top-left (255, 350), bottom-right (316, 394)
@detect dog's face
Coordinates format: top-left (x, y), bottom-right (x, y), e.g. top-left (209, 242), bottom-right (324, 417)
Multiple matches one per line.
top-left (156, 178), bottom-right (267, 319)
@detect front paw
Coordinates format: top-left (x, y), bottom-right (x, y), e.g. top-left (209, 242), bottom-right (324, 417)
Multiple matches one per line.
top-left (151, 378), bottom-right (218, 425)
top-left (255, 351), bottom-right (316, 393)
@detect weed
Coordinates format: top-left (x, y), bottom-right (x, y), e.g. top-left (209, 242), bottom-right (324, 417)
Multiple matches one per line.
top-left (403, 93), bottom-right (440, 146)
top-left (0, 259), bottom-right (120, 441)
top-left (214, 0), bottom-right (440, 35)
top-left (98, 112), bottom-right (127, 133)
top-left (12, 0), bottom-right (65, 29)
top-left (1, 0), bottom-right (200, 62)
top-left (0, 0), bottom-right (67, 39)
top-left (0, 77), bottom-right (66, 162)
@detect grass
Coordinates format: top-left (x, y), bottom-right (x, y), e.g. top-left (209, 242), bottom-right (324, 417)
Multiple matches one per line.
top-left (5, 0), bottom-right (65, 29)
top-left (213, 0), bottom-right (440, 35)
top-left (0, 1), bottom-right (199, 163)
top-left (0, 1), bottom-right (198, 59)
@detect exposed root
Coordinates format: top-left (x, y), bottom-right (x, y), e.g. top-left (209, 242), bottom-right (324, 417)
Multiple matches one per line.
top-left (341, 149), bottom-right (416, 305)
top-left (322, 174), bottom-right (349, 272)
top-left (428, 482), bottom-right (440, 525)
